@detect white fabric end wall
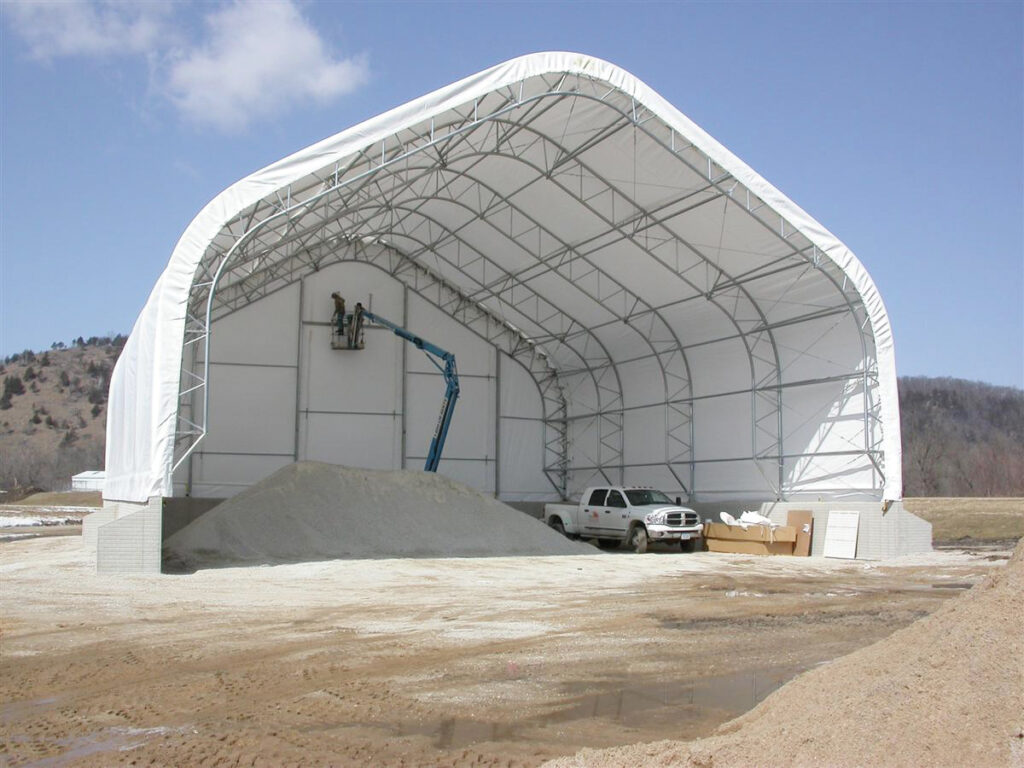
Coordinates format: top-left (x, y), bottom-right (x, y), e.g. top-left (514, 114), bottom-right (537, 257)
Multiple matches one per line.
top-left (172, 261), bottom-right (551, 500)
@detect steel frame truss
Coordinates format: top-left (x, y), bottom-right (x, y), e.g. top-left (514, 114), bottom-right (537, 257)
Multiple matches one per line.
top-left (173, 70), bottom-right (885, 500)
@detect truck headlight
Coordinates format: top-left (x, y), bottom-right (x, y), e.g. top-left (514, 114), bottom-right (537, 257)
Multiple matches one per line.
top-left (645, 510), bottom-right (667, 525)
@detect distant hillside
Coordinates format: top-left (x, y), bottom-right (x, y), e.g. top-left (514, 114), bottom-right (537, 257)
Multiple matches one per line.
top-left (0, 337), bottom-right (124, 492)
top-left (1, 340), bottom-right (1021, 497)
top-left (900, 377), bottom-right (1024, 497)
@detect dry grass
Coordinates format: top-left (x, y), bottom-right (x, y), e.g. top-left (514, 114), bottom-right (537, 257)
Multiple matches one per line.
top-left (904, 497), bottom-right (1024, 542)
top-left (11, 490), bottom-right (102, 507)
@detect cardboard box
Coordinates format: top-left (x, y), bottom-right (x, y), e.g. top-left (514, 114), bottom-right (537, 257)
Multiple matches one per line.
top-left (703, 522), bottom-right (797, 543)
top-left (705, 539), bottom-right (795, 556)
top-left (787, 510), bottom-right (814, 557)
top-left (702, 522), bottom-right (797, 556)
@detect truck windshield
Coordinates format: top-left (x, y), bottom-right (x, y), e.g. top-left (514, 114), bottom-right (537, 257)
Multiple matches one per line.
top-left (625, 489), bottom-right (673, 506)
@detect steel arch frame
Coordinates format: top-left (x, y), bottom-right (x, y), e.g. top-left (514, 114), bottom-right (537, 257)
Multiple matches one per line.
top-left (174, 72), bottom-right (885, 500)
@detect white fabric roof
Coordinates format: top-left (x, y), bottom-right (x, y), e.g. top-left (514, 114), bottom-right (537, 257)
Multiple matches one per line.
top-left (106, 52), bottom-right (901, 504)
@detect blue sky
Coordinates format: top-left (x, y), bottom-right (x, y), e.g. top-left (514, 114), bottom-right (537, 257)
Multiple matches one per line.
top-left (2, 1), bottom-right (1021, 388)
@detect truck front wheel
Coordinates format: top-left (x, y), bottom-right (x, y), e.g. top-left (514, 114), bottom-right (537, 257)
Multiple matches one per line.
top-left (629, 526), bottom-right (649, 554)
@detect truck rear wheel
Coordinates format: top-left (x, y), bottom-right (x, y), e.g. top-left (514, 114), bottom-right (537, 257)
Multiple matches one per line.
top-left (629, 526), bottom-right (648, 554)
top-left (548, 517), bottom-right (566, 536)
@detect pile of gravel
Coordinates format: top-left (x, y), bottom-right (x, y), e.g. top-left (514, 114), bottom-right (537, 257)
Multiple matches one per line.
top-left (164, 461), bottom-right (588, 569)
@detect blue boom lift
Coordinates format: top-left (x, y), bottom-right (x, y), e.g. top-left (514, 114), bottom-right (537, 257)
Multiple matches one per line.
top-left (332, 299), bottom-right (459, 473)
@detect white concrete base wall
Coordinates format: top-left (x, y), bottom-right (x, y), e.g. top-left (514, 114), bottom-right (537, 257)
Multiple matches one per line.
top-left (760, 501), bottom-right (932, 559)
top-left (94, 497), bottom-right (163, 573)
top-left (81, 508), bottom-right (117, 549)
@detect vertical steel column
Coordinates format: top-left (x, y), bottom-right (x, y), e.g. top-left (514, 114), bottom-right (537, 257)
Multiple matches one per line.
top-left (186, 335), bottom-right (197, 495)
top-left (293, 279), bottom-right (305, 461)
top-left (400, 285), bottom-right (408, 470)
top-left (494, 351), bottom-right (501, 497)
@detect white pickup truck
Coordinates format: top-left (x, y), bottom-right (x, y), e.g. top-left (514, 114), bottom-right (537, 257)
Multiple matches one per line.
top-left (544, 487), bottom-right (703, 553)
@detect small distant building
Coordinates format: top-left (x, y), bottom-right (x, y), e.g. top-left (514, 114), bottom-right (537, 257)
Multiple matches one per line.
top-left (72, 471), bottom-right (105, 492)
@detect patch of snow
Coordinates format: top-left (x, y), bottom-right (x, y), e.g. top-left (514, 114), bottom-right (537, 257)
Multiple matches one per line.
top-left (0, 516), bottom-right (80, 527)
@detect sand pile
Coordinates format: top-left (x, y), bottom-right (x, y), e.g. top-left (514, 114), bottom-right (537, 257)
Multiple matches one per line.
top-left (164, 461), bottom-right (588, 568)
top-left (545, 540), bottom-right (1024, 768)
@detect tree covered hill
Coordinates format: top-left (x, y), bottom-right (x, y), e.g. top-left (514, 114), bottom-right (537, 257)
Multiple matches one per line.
top-left (0, 337), bottom-right (124, 492)
top-left (1, 340), bottom-right (1021, 497)
top-left (900, 377), bottom-right (1024, 496)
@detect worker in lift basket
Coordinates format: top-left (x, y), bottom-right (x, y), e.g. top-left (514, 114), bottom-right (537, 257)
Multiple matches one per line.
top-left (331, 292), bottom-right (346, 335)
top-left (348, 302), bottom-right (365, 349)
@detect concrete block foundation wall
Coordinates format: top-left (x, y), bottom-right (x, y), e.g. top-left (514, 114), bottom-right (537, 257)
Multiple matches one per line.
top-left (688, 499), bottom-right (931, 559)
top-left (759, 501), bottom-right (932, 559)
top-left (81, 495), bottom-right (932, 572)
top-left (84, 497), bottom-right (164, 574)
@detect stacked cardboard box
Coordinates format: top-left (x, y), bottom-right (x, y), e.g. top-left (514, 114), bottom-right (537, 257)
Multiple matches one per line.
top-left (703, 522), bottom-right (797, 555)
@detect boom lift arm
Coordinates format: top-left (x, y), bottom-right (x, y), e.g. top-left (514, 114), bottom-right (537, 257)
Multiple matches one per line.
top-left (351, 304), bottom-right (460, 473)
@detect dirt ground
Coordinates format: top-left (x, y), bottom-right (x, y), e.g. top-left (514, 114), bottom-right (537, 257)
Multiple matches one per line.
top-left (0, 535), bottom-right (1012, 767)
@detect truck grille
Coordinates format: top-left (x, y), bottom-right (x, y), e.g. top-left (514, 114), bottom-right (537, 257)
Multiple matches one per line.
top-left (667, 512), bottom-right (699, 526)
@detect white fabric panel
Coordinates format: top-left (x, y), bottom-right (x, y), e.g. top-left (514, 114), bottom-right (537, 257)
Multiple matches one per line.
top-left (406, 295), bottom-right (494, 376)
top-left (622, 405), bottom-right (668, 465)
top-left (182, 453), bottom-right (294, 498)
top-left (781, 379), bottom-right (870, 465)
top-left (589, 244), bottom-right (690, 308)
top-left (499, 353), bottom-right (543, 419)
top-left (693, 393), bottom-right (753, 460)
top-left (106, 52), bottom-right (901, 504)
top-left (617, 358), bottom-right (665, 408)
top-left (561, 370), bottom-right (601, 415)
top-left (568, 416), bottom-right (601, 470)
top-left (589, 321), bottom-right (653, 366)
top-left (301, 413), bottom-right (400, 469)
top-left (300, 323), bottom-right (402, 415)
top-left (686, 341), bottom-right (751, 399)
top-left (498, 418), bottom-right (550, 500)
top-left (205, 365), bottom-right (295, 454)
top-left (785, 452), bottom-right (878, 499)
top-left (507, 179), bottom-right (605, 248)
top-left (522, 270), bottom-right (618, 329)
top-left (497, 351), bottom-right (550, 499)
top-left (669, 197), bottom-right (792, 275)
top-left (662, 300), bottom-right (742, 348)
top-left (207, 284), bottom-right (299, 366)
top-left (693, 460), bottom-right (771, 497)
top-left (106, 309), bottom-right (161, 499)
top-left (776, 321), bottom-right (868, 384)
top-left (405, 373), bottom-right (494, 463)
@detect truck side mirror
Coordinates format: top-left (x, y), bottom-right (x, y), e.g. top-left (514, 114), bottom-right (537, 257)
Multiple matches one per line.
top-left (675, 497), bottom-right (681, 505)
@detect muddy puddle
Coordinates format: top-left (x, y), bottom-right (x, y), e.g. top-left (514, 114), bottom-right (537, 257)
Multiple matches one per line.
top-left (385, 665), bottom-right (809, 749)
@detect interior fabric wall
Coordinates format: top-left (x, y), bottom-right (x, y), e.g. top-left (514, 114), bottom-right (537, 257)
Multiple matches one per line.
top-left (173, 261), bottom-right (550, 500)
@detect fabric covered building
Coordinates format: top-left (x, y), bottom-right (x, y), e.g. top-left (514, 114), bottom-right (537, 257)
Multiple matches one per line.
top-left (89, 53), bottom-right (929, 571)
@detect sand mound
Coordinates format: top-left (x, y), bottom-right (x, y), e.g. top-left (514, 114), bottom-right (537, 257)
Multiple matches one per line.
top-left (545, 540), bottom-right (1024, 768)
top-left (164, 462), bottom-right (588, 568)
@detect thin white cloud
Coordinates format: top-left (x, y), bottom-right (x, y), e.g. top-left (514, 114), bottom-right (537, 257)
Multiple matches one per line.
top-left (3, 0), bottom-right (368, 132)
top-left (166, 1), bottom-right (369, 132)
top-left (3, 0), bottom-right (170, 60)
